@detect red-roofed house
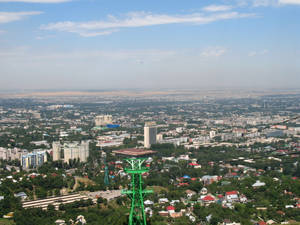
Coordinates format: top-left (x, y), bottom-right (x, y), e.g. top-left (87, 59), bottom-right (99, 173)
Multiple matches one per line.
top-left (166, 205), bottom-right (175, 213)
top-left (258, 221), bottom-right (267, 225)
top-left (226, 191), bottom-right (238, 195)
top-left (115, 164), bottom-right (123, 169)
top-left (208, 161), bottom-right (214, 166)
top-left (189, 163), bottom-right (201, 169)
top-left (202, 195), bottom-right (216, 205)
top-left (218, 194), bottom-right (224, 199)
top-left (225, 191), bottom-right (239, 202)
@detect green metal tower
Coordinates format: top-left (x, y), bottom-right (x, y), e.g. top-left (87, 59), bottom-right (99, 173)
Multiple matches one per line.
top-left (104, 164), bottom-right (109, 186)
top-left (122, 158), bottom-right (153, 225)
top-left (104, 156), bottom-right (109, 186)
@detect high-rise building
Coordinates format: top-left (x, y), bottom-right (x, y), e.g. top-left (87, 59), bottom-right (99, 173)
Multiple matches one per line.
top-left (209, 131), bottom-right (216, 139)
top-left (144, 123), bottom-right (157, 148)
top-left (0, 147), bottom-right (26, 161)
top-left (21, 150), bottom-right (47, 169)
top-left (95, 115), bottom-right (113, 126)
top-left (52, 142), bottom-right (61, 161)
top-left (52, 141), bottom-right (89, 164)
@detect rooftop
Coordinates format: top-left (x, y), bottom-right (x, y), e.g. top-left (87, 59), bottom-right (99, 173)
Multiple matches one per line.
top-left (112, 148), bottom-right (156, 156)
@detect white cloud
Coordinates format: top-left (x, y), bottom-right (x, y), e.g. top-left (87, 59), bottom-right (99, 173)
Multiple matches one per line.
top-left (279, 0), bottom-right (300, 4)
top-left (72, 29), bottom-right (118, 37)
top-left (252, 0), bottom-right (300, 6)
top-left (248, 49), bottom-right (269, 56)
top-left (202, 5), bottom-right (233, 12)
top-left (0, 11), bottom-right (42, 24)
top-left (201, 47), bottom-right (227, 57)
top-left (41, 11), bottom-right (255, 37)
top-left (0, 0), bottom-right (71, 3)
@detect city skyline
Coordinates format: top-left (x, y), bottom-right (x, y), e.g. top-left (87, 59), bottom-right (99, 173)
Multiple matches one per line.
top-left (0, 0), bottom-right (299, 90)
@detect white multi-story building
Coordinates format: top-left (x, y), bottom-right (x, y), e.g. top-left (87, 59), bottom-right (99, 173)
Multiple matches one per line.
top-left (144, 123), bottom-right (157, 148)
top-left (158, 137), bottom-right (188, 146)
top-left (0, 147), bottom-right (26, 161)
top-left (52, 142), bottom-right (61, 161)
top-left (209, 131), bottom-right (216, 139)
top-left (0, 147), bottom-right (7, 160)
top-left (52, 141), bottom-right (89, 164)
top-left (156, 134), bottom-right (163, 141)
top-left (95, 115), bottom-right (113, 126)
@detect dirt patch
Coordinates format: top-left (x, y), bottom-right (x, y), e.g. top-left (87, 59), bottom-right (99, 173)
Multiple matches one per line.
top-left (73, 176), bottom-right (96, 191)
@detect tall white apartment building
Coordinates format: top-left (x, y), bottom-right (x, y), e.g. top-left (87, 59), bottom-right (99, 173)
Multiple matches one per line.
top-left (52, 141), bottom-right (89, 164)
top-left (95, 115), bottom-right (113, 126)
top-left (144, 123), bottom-right (157, 148)
top-left (209, 131), bottom-right (216, 139)
top-left (52, 142), bottom-right (61, 161)
top-left (0, 147), bottom-right (26, 161)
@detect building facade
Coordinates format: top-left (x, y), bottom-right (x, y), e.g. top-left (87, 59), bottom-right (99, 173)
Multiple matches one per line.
top-left (0, 147), bottom-right (26, 161)
top-left (21, 150), bottom-right (47, 169)
top-left (144, 123), bottom-right (157, 148)
top-left (52, 141), bottom-right (89, 164)
top-left (95, 115), bottom-right (113, 126)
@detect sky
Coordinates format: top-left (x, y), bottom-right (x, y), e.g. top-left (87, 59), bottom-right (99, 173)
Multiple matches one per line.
top-left (0, 0), bottom-right (299, 91)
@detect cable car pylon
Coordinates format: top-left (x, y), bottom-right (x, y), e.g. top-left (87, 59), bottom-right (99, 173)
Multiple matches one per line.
top-left (122, 158), bottom-right (153, 225)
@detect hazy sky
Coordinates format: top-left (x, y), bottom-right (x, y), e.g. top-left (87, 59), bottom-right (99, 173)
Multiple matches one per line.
top-left (0, 0), bottom-right (299, 90)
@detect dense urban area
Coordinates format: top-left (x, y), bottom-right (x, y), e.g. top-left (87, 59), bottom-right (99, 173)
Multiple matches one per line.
top-left (0, 91), bottom-right (300, 225)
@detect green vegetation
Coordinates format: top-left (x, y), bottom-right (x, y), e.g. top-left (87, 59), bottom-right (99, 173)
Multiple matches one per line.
top-left (0, 219), bottom-right (15, 225)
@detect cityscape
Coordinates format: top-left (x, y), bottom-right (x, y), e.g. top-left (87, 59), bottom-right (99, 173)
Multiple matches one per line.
top-left (0, 91), bottom-right (299, 225)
